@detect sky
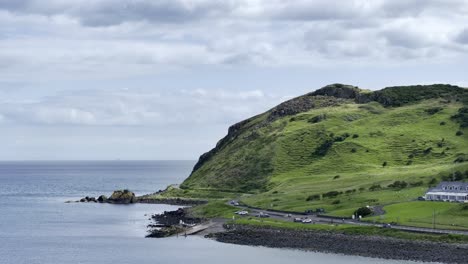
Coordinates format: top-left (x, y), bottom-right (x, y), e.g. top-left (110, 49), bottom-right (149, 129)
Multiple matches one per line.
top-left (1, 0), bottom-right (468, 160)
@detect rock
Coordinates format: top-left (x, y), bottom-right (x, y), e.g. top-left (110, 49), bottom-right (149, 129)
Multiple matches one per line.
top-left (97, 195), bottom-right (107, 203)
top-left (107, 189), bottom-right (136, 204)
top-left (88, 197), bottom-right (96, 202)
top-left (80, 198), bottom-right (86, 202)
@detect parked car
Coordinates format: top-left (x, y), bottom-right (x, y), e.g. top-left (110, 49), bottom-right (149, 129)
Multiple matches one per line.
top-left (235, 210), bottom-right (249, 215)
top-left (382, 223), bottom-right (392, 228)
top-left (256, 212), bottom-right (270, 218)
top-left (302, 218), bottom-right (312, 224)
top-left (293, 218), bottom-right (303, 222)
top-left (285, 214), bottom-right (292, 218)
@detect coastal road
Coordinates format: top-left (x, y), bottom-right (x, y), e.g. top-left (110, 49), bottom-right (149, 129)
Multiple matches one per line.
top-left (230, 204), bottom-right (468, 236)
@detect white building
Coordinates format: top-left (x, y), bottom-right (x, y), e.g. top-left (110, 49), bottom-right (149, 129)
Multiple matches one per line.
top-left (424, 182), bottom-right (468, 202)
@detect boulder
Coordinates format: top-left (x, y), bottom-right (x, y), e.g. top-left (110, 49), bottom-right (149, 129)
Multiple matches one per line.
top-left (80, 198), bottom-right (86, 202)
top-left (107, 189), bottom-right (136, 204)
top-left (97, 195), bottom-right (107, 203)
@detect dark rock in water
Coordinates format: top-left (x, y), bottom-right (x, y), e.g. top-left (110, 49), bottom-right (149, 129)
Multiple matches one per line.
top-left (80, 198), bottom-right (86, 202)
top-left (107, 189), bottom-right (136, 204)
top-left (97, 195), bottom-right (107, 203)
top-left (146, 226), bottom-right (184, 238)
top-left (88, 197), bottom-right (96, 202)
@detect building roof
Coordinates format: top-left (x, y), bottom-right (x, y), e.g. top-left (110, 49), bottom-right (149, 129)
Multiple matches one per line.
top-left (427, 181), bottom-right (468, 194)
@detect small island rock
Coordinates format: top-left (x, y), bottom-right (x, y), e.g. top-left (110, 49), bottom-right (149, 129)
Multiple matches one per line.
top-left (107, 190), bottom-right (136, 204)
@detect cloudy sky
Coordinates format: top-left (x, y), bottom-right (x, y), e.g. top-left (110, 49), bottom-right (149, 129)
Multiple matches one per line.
top-left (1, 0), bottom-right (468, 160)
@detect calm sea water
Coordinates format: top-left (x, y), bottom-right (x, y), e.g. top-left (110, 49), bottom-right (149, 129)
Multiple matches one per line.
top-left (0, 161), bottom-right (424, 264)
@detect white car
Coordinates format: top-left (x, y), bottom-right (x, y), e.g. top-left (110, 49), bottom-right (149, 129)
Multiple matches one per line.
top-left (235, 210), bottom-right (249, 215)
top-left (302, 218), bottom-right (312, 224)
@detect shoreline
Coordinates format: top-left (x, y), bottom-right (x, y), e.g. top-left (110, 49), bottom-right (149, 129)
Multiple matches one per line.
top-left (207, 224), bottom-right (468, 264)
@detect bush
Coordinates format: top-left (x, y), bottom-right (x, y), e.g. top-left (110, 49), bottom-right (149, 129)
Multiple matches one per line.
top-left (410, 181), bottom-right (423, 187)
top-left (314, 139), bottom-right (334, 156)
top-left (451, 107), bottom-right (468, 128)
top-left (440, 121), bottom-right (446, 126)
top-left (333, 175), bottom-right (340, 180)
top-left (334, 133), bottom-right (350, 142)
top-left (332, 200), bottom-right (341, 205)
top-left (345, 189), bottom-right (356, 194)
top-left (382, 161), bottom-right (388, 167)
top-left (454, 154), bottom-right (468, 163)
top-left (423, 147), bottom-right (433, 155)
top-left (351, 148), bottom-right (357, 153)
top-left (354, 207), bottom-right (373, 217)
top-left (428, 178), bottom-right (438, 186)
top-left (388, 181), bottom-right (408, 189)
top-left (306, 194), bottom-right (321, 201)
top-left (323, 191), bottom-right (342, 198)
top-left (308, 114), bottom-right (327, 124)
top-left (369, 184), bottom-right (382, 191)
top-left (456, 131), bottom-right (464, 136)
top-left (425, 107), bottom-right (443, 115)
top-left (352, 134), bottom-right (359, 138)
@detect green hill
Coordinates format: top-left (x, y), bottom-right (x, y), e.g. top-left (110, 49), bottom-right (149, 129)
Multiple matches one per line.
top-left (177, 84), bottom-right (468, 227)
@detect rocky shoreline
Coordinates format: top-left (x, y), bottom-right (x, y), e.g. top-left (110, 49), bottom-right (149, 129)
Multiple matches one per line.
top-left (210, 225), bottom-right (468, 264)
top-left (146, 208), bottom-right (203, 238)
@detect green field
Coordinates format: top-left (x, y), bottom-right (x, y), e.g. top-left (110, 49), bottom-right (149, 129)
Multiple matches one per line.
top-left (162, 84), bottom-right (468, 231)
top-left (366, 201), bottom-right (468, 230)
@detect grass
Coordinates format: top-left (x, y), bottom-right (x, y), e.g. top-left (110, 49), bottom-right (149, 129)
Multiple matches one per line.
top-left (366, 201), bottom-right (468, 230)
top-left (188, 200), bottom-right (238, 218)
top-left (230, 217), bottom-right (468, 243)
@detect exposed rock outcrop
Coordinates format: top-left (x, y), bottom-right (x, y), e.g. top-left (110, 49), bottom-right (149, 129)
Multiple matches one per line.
top-left (107, 190), bottom-right (136, 204)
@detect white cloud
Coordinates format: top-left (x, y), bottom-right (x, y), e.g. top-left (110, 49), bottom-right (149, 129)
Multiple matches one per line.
top-left (0, 88), bottom-right (282, 126)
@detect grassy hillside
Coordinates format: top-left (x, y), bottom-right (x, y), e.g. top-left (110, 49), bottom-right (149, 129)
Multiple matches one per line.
top-left (175, 84), bottom-right (468, 227)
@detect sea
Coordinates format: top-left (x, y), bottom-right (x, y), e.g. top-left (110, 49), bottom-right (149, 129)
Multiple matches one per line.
top-left (0, 160), bottom-right (426, 264)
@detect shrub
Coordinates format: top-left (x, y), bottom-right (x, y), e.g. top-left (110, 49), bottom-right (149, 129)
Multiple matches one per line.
top-left (334, 133), bottom-right (350, 142)
top-left (332, 200), bottom-right (340, 205)
top-left (333, 175), bottom-right (340, 180)
top-left (354, 207), bottom-right (373, 217)
top-left (369, 184), bottom-right (382, 191)
top-left (382, 161), bottom-right (387, 167)
top-left (352, 134), bottom-right (359, 138)
top-left (306, 194), bottom-right (320, 201)
top-left (440, 121), bottom-right (446, 126)
top-left (423, 147), bottom-right (433, 155)
top-left (456, 131), bottom-right (464, 136)
top-left (410, 181), bottom-right (423, 187)
top-left (451, 107), bottom-right (468, 128)
top-left (388, 181), bottom-right (408, 189)
top-left (345, 189), bottom-right (356, 194)
top-left (454, 154), bottom-right (467, 163)
top-left (323, 191), bottom-right (342, 198)
top-left (351, 148), bottom-right (357, 153)
top-left (428, 178), bottom-right (438, 186)
top-left (314, 139), bottom-right (334, 156)
top-left (308, 114), bottom-right (327, 124)
top-left (425, 107), bottom-right (443, 115)
top-left (406, 160), bottom-right (413, 165)
top-left (358, 187), bottom-right (365, 191)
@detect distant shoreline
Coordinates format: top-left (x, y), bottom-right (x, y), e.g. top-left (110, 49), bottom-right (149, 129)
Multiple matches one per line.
top-left (209, 224), bottom-right (468, 264)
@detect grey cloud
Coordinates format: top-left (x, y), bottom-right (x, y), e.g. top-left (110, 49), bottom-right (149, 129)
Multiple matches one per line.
top-left (380, 29), bottom-right (427, 49)
top-left (0, 0), bottom-right (236, 27)
top-left (0, 88), bottom-right (281, 126)
top-left (456, 28), bottom-right (468, 44)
